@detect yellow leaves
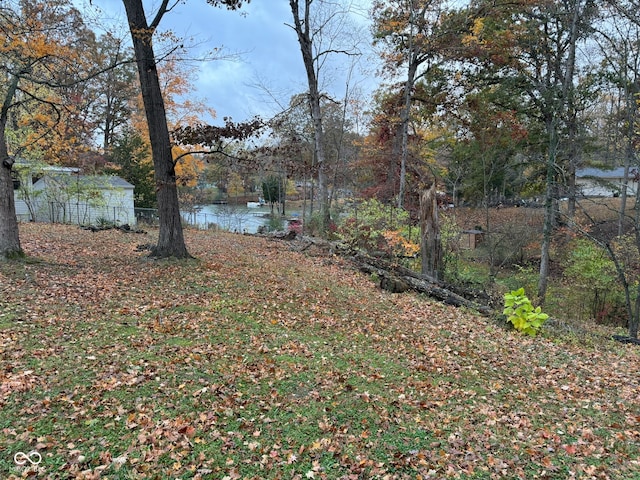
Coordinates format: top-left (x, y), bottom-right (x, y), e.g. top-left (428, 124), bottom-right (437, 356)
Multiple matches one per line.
top-left (173, 146), bottom-right (204, 187)
top-left (471, 17), bottom-right (486, 37)
top-left (382, 229), bottom-right (420, 257)
top-left (462, 18), bottom-right (486, 47)
top-left (226, 172), bottom-right (245, 197)
top-left (0, 2), bottom-right (96, 166)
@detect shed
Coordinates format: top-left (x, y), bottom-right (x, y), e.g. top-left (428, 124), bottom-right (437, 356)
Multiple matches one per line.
top-left (13, 162), bottom-right (79, 221)
top-left (460, 229), bottom-right (484, 250)
top-left (31, 174), bottom-right (136, 225)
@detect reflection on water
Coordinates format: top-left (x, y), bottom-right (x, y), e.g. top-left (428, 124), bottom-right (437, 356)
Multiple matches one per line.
top-left (181, 204), bottom-right (268, 233)
top-left (182, 204), bottom-right (306, 233)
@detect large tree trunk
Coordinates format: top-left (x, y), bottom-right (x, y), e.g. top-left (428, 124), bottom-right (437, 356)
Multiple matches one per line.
top-left (122, 0), bottom-right (190, 258)
top-left (0, 153), bottom-right (21, 259)
top-left (350, 251), bottom-right (493, 316)
top-left (420, 184), bottom-right (442, 280)
top-left (0, 74), bottom-right (22, 258)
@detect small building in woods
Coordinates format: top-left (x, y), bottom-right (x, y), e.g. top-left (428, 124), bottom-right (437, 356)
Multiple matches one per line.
top-left (460, 229), bottom-right (485, 250)
top-left (13, 161), bottom-right (136, 225)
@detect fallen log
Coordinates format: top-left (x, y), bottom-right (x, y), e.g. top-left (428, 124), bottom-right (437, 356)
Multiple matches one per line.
top-left (272, 234), bottom-right (495, 316)
top-left (612, 335), bottom-right (640, 346)
top-left (350, 252), bottom-right (494, 317)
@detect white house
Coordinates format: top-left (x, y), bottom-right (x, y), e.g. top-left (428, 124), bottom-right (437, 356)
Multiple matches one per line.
top-left (13, 162), bottom-right (136, 225)
top-left (576, 167), bottom-right (639, 197)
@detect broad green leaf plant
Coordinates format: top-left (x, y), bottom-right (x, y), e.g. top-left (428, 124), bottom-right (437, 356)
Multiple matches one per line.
top-left (503, 288), bottom-right (549, 336)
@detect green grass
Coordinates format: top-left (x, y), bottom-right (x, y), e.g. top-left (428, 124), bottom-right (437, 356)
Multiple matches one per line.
top-left (0, 224), bottom-right (639, 478)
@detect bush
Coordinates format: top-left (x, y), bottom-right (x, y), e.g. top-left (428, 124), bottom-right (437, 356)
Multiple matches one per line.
top-left (304, 212), bottom-right (327, 238)
top-left (336, 199), bottom-right (418, 257)
top-left (265, 215), bottom-right (284, 232)
top-left (563, 239), bottom-right (623, 323)
top-left (96, 217), bottom-right (115, 228)
top-left (439, 214), bottom-right (463, 283)
top-left (503, 288), bottom-right (549, 336)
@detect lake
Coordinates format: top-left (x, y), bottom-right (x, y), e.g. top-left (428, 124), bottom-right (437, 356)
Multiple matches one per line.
top-left (183, 204), bottom-right (302, 233)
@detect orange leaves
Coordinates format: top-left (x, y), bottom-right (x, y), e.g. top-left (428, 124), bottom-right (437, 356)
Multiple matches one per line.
top-left (382, 229), bottom-right (420, 257)
top-left (1, 1), bottom-right (98, 166)
top-left (173, 147), bottom-right (204, 187)
top-left (3, 224), bottom-right (640, 478)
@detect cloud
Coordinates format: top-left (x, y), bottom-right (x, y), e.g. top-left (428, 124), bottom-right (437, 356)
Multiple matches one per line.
top-left (79, 0), bottom-right (376, 126)
top-left (174, 1), bottom-right (309, 122)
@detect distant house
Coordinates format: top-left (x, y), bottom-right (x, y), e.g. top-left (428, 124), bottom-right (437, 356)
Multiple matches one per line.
top-left (13, 161), bottom-right (136, 225)
top-left (576, 167), bottom-right (639, 197)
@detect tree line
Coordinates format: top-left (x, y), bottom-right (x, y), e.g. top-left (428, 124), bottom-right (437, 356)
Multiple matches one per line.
top-left (2, 0), bottom-right (640, 336)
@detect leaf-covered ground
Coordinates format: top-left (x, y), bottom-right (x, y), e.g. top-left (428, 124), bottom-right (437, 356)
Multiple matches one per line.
top-left (1, 224), bottom-right (639, 479)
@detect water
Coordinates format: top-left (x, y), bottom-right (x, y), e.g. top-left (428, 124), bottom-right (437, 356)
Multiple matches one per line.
top-left (184, 204), bottom-right (299, 233)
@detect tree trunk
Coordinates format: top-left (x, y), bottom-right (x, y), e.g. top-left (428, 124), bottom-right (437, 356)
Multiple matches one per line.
top-left (563, 0), bottom-right (580, 220)
top-left (0, 153), bottom-right (21, 259)
top-left (0, 74), bottom-right (23, 258)
top-left (619, 64), bottom-right (636, 236)
top-left (122, 0), bottom-right (190, 258)
top-left (398, 66), bottom-right (414, 209)
top-left (350, 252), bottom-right (493, 316)
top-left (538, 116), bottom-right (558, 302)
top-left (420, 184), bottom-right (442, 280)
top-left (631, 190), bottom-right (640, 339)
top-left (290, 0), bottom-right (330, 234)
top-left (397, 3), bottom-right (418, 210)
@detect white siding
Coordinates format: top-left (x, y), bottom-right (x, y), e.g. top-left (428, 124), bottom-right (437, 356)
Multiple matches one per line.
top-left (30, 175), bottom-right (136, 225)
top-left (15, 199), bottom-right (31, 221)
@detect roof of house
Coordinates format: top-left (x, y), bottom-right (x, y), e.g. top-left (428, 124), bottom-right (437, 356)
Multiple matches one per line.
top-left (13, 157), bottom-right (79, 171)
top-left (34, 174), bottom-right (134, 189)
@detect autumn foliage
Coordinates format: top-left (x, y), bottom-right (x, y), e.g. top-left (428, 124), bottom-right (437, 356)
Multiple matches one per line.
top-left (1, 224), bottom-right (639, 478)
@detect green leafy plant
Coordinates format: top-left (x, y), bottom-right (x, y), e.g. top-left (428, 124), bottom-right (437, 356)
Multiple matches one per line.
top-left (96, 217), bottom-right (115, 228)
top-left (563, 238), bottom-right (623, 323)
top-left (503, 287), bottom-right (549, 336)
top-left (265, 214), bottom-right (284, 232)
top-left (335, 199), bottom-right (414, 255)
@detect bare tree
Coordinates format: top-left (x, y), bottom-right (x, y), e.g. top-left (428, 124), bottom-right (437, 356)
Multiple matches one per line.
top-left (371, 0), bottom-right (451, 209)
top-left (288, 0), bottom-right (361, 234)
top-left (597, 2), bottom-right (640, 236)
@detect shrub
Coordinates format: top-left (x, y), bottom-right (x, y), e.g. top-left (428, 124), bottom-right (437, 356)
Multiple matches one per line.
top-left (439, 214), bottom-right (463, 282)
top-left (96, 217), bottom-right (115, 228)
top-left (503, 288), bottom-right (549, 336)
top-left (563, 239), bottom-right (622, 323)
top-left (336, 199), bottom-right (417, 256)
top-left (304, 212), bottom-right (327, 237)
top-left (265, 215), bottom-right (284, 232)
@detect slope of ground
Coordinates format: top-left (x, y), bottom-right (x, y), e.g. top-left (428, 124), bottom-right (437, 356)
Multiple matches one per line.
top-left (0, 224), bottom-right (639, 479)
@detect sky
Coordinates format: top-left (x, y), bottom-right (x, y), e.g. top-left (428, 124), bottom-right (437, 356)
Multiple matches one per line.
top-left (79, 0), bottom-right (377, 127)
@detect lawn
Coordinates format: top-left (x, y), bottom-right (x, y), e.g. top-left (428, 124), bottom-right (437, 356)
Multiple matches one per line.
top-left (1, 223), bottom-right (639, 479)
